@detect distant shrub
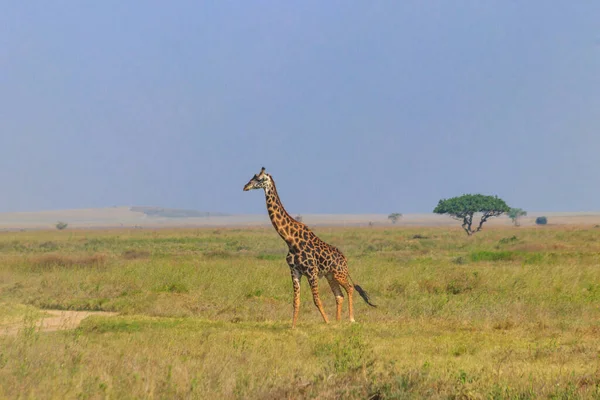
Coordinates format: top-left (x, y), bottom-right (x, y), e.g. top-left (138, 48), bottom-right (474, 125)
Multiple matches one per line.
top-left (508, 208), bottom-right (527, 226)
top-left (55, 221), bottom-right (68, 230)
top-left (535, 216), bottom-right (548, 225)
top-left (388, 213), bottom-right (402, 224)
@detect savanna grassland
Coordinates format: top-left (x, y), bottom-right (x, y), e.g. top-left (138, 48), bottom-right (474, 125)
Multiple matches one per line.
top-left (1, 225), bottom-right (600, 399)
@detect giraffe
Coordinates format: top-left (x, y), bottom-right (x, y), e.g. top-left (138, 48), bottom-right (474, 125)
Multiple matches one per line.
top-left (243, 167), bottom-right (376, 328)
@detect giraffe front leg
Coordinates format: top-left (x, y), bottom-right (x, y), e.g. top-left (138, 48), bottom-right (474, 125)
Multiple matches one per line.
top-left (291, 269), bottom-right (302, 328)
top-left (308, 274), bottom-right (329, 324)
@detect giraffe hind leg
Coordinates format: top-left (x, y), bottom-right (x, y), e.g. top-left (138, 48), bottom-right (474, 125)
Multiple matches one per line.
top-left (326, 274), bottom-right (344, 321)
top-left (307, 274), bottom-right (329, 324)
top-left (336, 274), bottom-right (355, 322)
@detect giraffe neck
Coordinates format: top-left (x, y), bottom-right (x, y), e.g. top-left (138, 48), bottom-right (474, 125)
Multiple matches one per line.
top-left (264, 180), bottom-right (300, 244)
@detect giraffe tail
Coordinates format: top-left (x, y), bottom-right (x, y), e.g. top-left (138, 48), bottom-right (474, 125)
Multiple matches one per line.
top-left (354, 284), bottom-right (377, 308)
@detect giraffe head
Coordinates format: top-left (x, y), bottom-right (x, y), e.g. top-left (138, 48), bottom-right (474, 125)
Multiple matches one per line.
top-left (243, 167), bottom-right (272, 191)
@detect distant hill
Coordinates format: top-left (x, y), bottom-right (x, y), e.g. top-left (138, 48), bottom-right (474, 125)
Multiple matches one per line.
top-left (130, 206), bottom-right (230, 218)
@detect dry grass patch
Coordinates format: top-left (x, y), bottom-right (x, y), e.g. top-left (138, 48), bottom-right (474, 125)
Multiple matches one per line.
top-left (27, 253), bottom-right (107, 270)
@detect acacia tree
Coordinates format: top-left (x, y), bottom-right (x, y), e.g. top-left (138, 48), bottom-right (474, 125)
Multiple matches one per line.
top-left (388, 213), bottom-right (402, 224)
top-left (508, 208), bottom-right (527, 226)
top-left (433, 194), bottom-right (510, 236)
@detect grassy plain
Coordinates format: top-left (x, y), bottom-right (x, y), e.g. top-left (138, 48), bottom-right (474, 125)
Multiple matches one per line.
top-left (0, 225), bottom-right (599, 399)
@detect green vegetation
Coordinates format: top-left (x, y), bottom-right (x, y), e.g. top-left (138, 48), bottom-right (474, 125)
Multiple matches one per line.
top-left (508, 207), bottom-right (527, 226)
top-left (387, 213), bottom-right (402, 224)
top-left (434, 194), bottom-right (510, 235)
top-left (536, 216), bottom-right (548, 225)
top-left (1, 226), bottom-right (600, 398)
top-left (55, 221), bottom-right (68, 230)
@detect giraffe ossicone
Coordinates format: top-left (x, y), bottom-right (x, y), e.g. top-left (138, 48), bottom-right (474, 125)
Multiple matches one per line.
top-left (243, 167), bottom-right (376, 328)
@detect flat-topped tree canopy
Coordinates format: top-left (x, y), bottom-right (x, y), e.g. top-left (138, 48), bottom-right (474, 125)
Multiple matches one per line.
top-left (433, 194), bottom-right (510, 235)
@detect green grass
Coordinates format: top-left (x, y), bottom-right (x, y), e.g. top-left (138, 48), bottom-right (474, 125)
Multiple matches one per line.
top-left (1, 226), bottom-right (600, 398)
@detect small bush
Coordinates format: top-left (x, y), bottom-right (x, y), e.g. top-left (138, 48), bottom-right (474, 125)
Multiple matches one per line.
top-left (55, 221), bottom-right (68, 230)
top-left (535, 216), bottom-right (548, 225)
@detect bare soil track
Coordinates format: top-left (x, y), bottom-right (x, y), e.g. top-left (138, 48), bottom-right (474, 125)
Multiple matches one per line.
top-left (1, 310), bottom-right (117, 336)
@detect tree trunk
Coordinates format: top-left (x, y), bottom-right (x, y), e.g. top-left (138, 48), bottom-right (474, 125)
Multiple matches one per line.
top-left (462, 214), bottom-right (474, 235)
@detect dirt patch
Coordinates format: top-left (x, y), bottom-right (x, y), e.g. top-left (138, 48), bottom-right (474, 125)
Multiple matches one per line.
top-left (0, 310), bottom-right (117, 336)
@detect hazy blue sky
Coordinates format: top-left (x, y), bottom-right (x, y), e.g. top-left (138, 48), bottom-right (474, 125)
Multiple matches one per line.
top-left (1, 2), bottom-right (599, 214)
